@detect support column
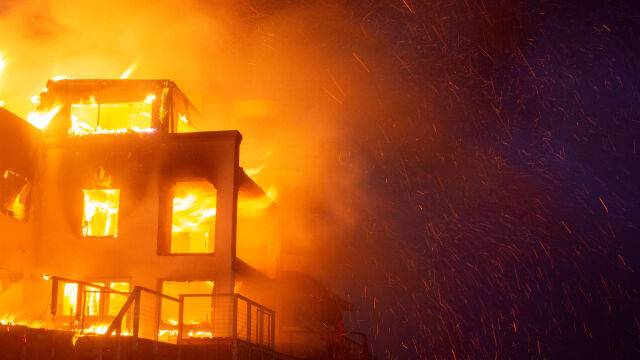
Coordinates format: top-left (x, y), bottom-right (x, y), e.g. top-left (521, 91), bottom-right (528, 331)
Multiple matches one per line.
top-left (213, 134), bottom-right (241, 338)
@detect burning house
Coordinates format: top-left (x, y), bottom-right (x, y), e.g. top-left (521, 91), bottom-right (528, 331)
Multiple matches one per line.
top-left (0, 79), bottom-right (369, 359)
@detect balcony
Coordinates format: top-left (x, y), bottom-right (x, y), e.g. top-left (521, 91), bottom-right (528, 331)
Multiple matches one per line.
top-left (48, 276), bottom-right (285, 359)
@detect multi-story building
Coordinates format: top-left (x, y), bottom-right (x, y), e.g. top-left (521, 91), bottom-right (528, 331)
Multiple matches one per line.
top-left (0, 79), bottom-right (369, 359)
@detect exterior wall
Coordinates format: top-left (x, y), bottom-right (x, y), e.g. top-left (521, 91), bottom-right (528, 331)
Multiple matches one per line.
top-left (34, 131), bottom-right (241, 295)
top-left (236, 205), bottom-right (280, 277)
top-left (0, 109), bottom-right (43, 316)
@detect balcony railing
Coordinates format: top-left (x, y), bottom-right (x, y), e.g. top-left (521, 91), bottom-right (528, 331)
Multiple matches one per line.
top-left (48, 276), bottom-right (275, 350)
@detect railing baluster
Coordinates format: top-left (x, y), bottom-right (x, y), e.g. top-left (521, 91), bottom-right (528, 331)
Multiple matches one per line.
top-left (233, 294), bottom-right (238, 340)
top-left (132, 288), bottom-right (141, 343)
top-left (50, 278), bottom-right (59, 316)
top-left (247, 302), bottom-right (251, 342)
top-left (271, 312), bottom-right (275, 348)
top-left (177, 295), bottom-right (184, 345)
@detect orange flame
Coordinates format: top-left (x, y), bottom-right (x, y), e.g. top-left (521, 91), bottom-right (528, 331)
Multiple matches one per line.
top-left (120, 61), bottom-right (138, 79)
top-left (0, 53), bottom-right (6, 81)
top-left (26, 106), bottom-right (61, 129)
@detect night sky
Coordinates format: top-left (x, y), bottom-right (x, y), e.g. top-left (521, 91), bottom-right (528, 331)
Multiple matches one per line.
top-left (301, 0), bottom-right (640, 358)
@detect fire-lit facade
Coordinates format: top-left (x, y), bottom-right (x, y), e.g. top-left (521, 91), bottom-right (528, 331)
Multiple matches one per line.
top-left (0, 79), bottom-right (369, 359)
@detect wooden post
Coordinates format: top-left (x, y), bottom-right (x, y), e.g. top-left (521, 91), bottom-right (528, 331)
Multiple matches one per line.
top-left (246, 302), bottom-right (251, 342)
top-left (76, 283), bottom-right (85, 323)
top-left (50, 279), bottom-right (58, 316)
top-left (232, 295), bottom-right (238, 340)
top-left (258, 309), bottom-right (263, 345)
top-left (99, 288), bottom-right (106, 322)
top-left (177, 295), bottom-right (184, 345)
top-left (270, 312), bottom-right (276, 348)
top-left (132, 288), bottom-right (141, 356)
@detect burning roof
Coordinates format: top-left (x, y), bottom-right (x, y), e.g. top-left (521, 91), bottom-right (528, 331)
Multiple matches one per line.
top-left (30, 79), bottom-right (206, 137)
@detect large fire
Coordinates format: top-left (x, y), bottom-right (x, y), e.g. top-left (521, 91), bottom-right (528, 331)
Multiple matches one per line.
top-left (171, 181), bottom-right (217, 254)
top-left (0, 59), bottom-right (285, 352)
top-left (82, 189), bottom-right (120, 237)
top-left (26, 105), bottom-right (60, 130)
top-left (69, 94), bottom-right (156, 136)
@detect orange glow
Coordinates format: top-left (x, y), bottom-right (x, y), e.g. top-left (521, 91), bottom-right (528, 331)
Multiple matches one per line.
top-left (159, 280), bottom-right (214, 342)
top-left (84, 284), bottom-right (104, 316)
top-left (0, 314), bottom-right (44, 329)
top-left (62, 283), bottom-right (78, 316)
top-left (70, 96), bottom-right (155, 136)
top-left (59, 281), bottom-right (129, 324)
top-left (1, 169), bottom-right (31, 221)
top-left (237, 191), bottom-right (276, 218)
top-left (0, 54), bottom-right (6, 81)
top-left (171, 181), bottom-right (216, 253)
top-left (80, 322), bottom-right (131, 336)
top-left (244, 165), bottom-right (263, 177)
top-left (177, 113), bottom-right (196, 133)
top-left (26, 106), bottom-right (60, 129)
top-left (120, 61), bottom-right (137, 79)
top-left (108, 282), bottom-right (130, 316)
top-left (82, 189), bottom-right (120, 237)
top-left (52, 75), bottom-right (73, 82)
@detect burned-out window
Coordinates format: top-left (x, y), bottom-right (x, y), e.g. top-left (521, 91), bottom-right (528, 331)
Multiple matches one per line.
top-left (82, 281), bottom-right (131, 317)
top-left (170, 181), bottom-right (216, 254)
top-left (159, 280), bottom-right (214, 341)
top-left (0, 169), bottom-right (31, 221)
top-left (61, 282), bottom-right (78, 316)
top-left (82, 189), bottom-right (120, 237)
top-left (58, 281), bottom-right (130, 318)
top-left (70, 95), bottom-right (155, 135)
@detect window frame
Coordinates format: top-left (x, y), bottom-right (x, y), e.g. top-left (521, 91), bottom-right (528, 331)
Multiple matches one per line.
top-left (81, 188), bottom-right (121, 238)
top-left (0, 168), bottom-right (33, 221)
top-left (157, 178), bottom-right (218, 256)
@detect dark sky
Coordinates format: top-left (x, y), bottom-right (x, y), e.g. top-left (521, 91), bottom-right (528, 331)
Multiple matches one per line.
top-left (295, 0), bottom-right (640, 358)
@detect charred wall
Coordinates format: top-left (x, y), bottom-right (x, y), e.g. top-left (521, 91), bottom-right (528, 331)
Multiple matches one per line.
top-left (0, 108), bottom-right (43, 314)
top-left (34, 131), bottom-right (240, 293)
